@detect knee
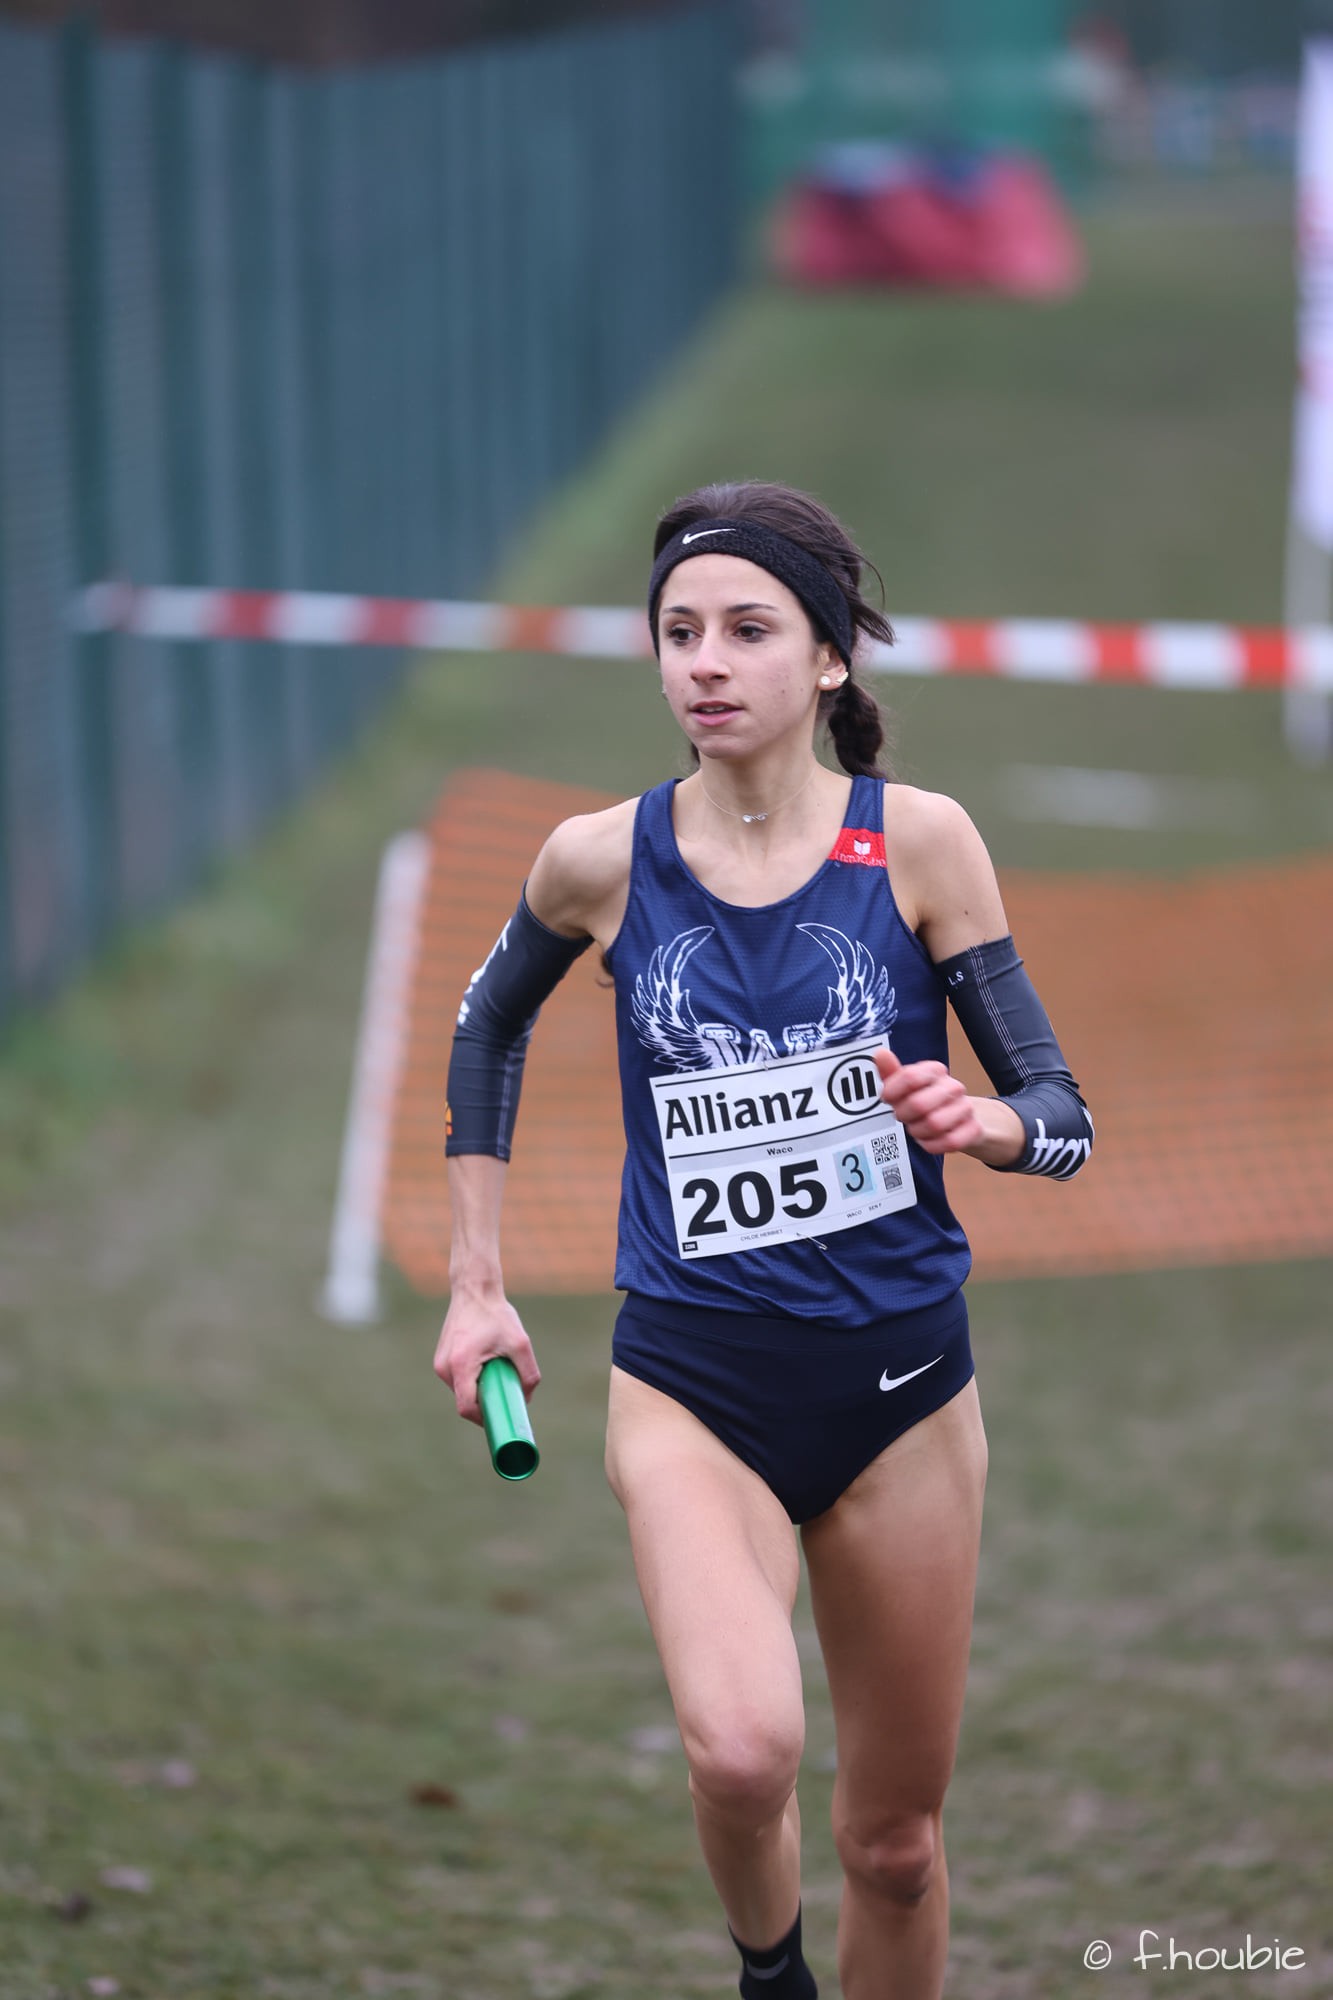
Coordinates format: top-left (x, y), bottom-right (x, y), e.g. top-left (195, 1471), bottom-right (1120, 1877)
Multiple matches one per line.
top-left (685, 1712), bottom-right (804, 1825)
top-left (834, 1807), bottom-right (941, 1909)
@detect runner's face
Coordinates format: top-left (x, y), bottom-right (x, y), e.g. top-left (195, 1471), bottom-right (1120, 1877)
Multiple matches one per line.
top-left (657, 554), bottom-right (835, 756)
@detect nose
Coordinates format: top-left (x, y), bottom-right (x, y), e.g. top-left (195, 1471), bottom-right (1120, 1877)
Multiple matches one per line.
top-left (690, 625), bottom-right (731, 682)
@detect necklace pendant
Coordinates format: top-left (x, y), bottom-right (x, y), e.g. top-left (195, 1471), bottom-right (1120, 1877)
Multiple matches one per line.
top-left (698, 769), bottom-right (815, 824)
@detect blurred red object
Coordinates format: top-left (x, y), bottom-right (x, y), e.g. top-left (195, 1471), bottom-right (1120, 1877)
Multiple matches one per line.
top-left (771, 145), bottom-right (1084, 298)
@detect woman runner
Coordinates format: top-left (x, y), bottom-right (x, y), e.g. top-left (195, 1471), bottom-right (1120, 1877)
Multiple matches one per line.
top-left (436, 480), bottom-right (1093, 1999)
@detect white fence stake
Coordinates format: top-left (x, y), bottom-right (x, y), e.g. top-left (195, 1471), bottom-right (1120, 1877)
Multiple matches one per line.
top-left (320, 831), bottom-right (432, 1325)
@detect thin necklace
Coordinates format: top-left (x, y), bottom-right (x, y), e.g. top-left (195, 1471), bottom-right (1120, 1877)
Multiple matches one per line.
top-left (697, 766), bottom-right (817, 825)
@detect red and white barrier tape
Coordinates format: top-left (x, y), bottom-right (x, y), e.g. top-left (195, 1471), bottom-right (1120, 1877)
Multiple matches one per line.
top-left (73, 583), bottom-right (1333, 691)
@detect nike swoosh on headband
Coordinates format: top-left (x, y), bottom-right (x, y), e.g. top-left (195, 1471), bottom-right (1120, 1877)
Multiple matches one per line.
top-left (879, 1356), bottom-right (942, 1393)
top-left (680, 527), bottom-right (734, 544)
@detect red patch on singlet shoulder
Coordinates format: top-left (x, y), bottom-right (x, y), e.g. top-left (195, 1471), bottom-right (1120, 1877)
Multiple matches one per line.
top-left (829, 828), bottom-right (886, 867)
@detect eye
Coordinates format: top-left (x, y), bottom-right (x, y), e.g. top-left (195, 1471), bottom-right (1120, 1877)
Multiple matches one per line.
top-left (665, 622), bottom-right (695, 646)
top-left (735, 621), bottom-right (768, 642)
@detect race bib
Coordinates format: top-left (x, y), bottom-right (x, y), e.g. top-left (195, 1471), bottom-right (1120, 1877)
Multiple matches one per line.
top-left (650, 1035), bottom-right (918, 1261)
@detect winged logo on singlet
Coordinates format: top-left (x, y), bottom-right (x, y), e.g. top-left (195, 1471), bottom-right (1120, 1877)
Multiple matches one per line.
top-left (631, 923), bottom-right (897, 1071)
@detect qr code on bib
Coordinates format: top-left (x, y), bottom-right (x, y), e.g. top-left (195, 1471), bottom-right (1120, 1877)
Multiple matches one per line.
top-left (873, 1128), bottom-right (903, 1191)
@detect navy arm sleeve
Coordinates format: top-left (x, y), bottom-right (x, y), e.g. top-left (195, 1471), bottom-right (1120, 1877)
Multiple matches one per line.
top-left (445, 890), bottom-right (593, 1160)
top-left (936, 934), bottom-right (1094, 1180)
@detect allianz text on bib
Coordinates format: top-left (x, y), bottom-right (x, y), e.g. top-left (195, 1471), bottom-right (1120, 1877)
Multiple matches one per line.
top-left (649, 1035), bottom-right (918, 1260)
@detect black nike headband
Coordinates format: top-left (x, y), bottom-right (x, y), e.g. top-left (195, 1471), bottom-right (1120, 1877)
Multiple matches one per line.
top-left (647, 518), bottom-right (855, 669)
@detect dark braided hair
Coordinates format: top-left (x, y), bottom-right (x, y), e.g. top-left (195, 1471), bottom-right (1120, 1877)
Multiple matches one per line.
top-left (653, 480), bottom-right (895, 779)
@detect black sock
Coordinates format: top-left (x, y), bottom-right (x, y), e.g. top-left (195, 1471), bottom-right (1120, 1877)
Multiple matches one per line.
top-left (729, 1906), bottom-right (818, 1999)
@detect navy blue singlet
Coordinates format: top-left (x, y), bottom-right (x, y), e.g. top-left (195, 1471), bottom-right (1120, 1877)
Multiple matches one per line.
top-left (604, 775), bottom-right (972, 1325)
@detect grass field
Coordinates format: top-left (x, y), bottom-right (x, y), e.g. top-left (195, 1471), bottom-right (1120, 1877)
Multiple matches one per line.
top-left (1, 199), bottom-right (1330, 1998)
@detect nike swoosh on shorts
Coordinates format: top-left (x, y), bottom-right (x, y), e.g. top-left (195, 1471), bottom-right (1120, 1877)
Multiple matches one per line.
top-left (743, 1957), bottom-right (790, 1981)
top-left (879, 1356), bottom-right (942, 1393)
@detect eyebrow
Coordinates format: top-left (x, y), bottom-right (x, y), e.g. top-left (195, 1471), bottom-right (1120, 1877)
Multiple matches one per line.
top-left (661, 601), bottom-right (780, 616)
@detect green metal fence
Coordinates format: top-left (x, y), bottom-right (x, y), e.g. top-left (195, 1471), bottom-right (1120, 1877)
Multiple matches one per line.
top-left (0, 3), bottom-right (739, 1026)
top-left (745, 0), bottom-right (1089, 204)
top-left (743, 0), bottom-right (1306, 204)
top-left (1103, 0), bottom-right (1301, 78)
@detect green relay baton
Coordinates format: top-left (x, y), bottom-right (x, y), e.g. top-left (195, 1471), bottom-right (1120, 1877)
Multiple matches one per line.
top-left (478, 1358), bottom-right (539, 1481)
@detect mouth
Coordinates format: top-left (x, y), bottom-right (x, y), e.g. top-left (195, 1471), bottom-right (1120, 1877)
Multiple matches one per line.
top-left (690, 700), bottom-right (741, 719)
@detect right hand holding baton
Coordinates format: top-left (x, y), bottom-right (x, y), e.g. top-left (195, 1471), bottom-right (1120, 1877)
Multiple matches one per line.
top-left (478, 1357), bottom-right (539, 1481)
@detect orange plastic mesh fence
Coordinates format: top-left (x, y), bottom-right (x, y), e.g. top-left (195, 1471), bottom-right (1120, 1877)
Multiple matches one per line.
top-left (382, 771), bottom-right (1333, 1294)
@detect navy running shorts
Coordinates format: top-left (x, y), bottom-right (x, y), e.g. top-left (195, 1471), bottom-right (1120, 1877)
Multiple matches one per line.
top-left (611, 1288), bottom-right (973, 1524)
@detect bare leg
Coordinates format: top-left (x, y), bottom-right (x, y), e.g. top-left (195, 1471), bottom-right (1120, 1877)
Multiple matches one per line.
top-left (606, 1365), bottom-right (806, 1951)
top-left (801, 1378), bottom-right (988, 1999)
